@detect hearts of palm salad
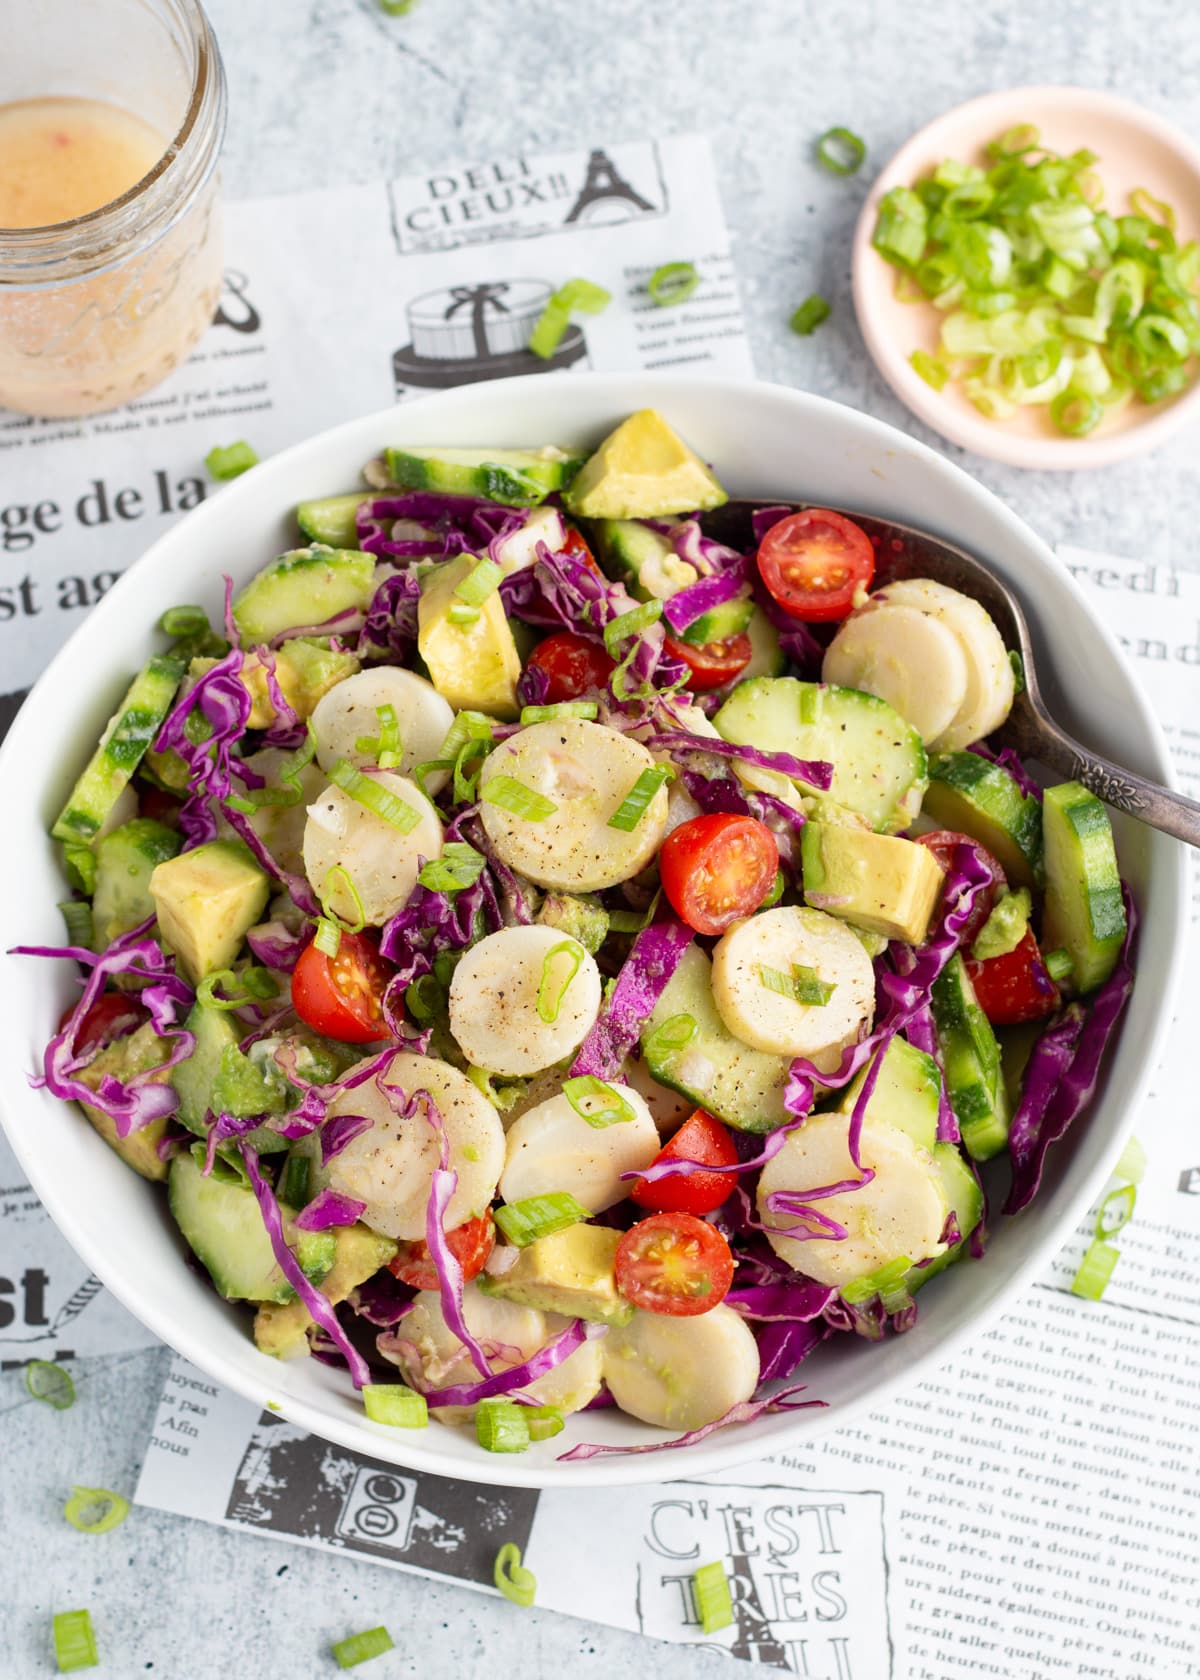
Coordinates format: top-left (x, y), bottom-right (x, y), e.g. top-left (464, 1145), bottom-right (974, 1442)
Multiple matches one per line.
top-left (17, 408), bottom-right (1135, 1458)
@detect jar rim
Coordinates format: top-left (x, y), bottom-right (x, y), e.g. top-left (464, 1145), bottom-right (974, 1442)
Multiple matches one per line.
top-left (0, 0), bottom-right (227, 277)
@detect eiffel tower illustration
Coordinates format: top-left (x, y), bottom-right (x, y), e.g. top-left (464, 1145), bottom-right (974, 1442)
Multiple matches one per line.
top-left (564, 148), bottom-right (655, 225)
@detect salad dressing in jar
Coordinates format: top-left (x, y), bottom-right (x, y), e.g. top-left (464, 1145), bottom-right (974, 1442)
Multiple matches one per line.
top-left (0, 0), bottom-right (227, 418)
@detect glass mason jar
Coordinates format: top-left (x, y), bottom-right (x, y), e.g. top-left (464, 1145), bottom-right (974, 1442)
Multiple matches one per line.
top-left (0, 0), bottom-right (227, 418)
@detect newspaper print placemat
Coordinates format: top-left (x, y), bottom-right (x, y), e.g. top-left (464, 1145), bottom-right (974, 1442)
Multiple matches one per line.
top-left (134, 559), bottom-right (1200, 1676)
top-left (0, 130), bottom-right (750, 1364)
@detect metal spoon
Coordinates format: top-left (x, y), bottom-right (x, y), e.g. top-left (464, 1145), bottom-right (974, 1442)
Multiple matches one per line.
top-left (701, 500), bottom-right (1200, 848)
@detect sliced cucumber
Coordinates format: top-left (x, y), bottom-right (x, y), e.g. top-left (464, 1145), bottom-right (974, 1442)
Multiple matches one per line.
top-left (51, 654), bottom-right (185, 845)
top-left (907, 1143), bottom-right (983, 1292)
top-left (92, 818), bottom-right (181, 949)
top-left (836, 1036), bottom-right (941, 1154)
top-left (714, 676), bottom-right (928, 834)
top-left (640, 944), bottom-right (793, 1133)
top-left (173, 1003), bottom-right (240, 1134)
top-left (1041, 781), bottom-right (1126, 993)
top-left (930, 953), bottom-right (1009, 1161)
top-left (923, 751), bottom-right (1043, 887)
top-left (383, 446), bottom-right (585, 508)
top-left (679, 595), bottom-right (754, 647)
top-left (232, 547), bottom-right (376, 646)
top-left (168, 1151), bottom-right (334, 1303)
top-left (592, 519), bottom-right (694, 599)
top-left (740, 607), bottom-right (786, 681)
top-left (295, 492), bottom-right (369, 548)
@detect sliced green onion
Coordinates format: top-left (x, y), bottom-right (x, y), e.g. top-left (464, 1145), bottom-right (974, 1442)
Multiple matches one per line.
top-left (529, 298), bottom-right (571, 359)
top-left (642, 1011), bottom-right (698, 1062)
top-left (363, 1384), bottom-right (428, 1427)
top-left (790, 294), bottom-right (831, 336)
top-left (380, 0), bottom-right (417, 12)
top-left (57, 899), bottom-right (93, 948)
top-left (27, 1360), bottom-right (75, 1410)
top-left (453, 737), bottom-right (491, 804)
top-left (205, 440), bottom-right (258, 481)
top-left (494, 1542), bottom-right (537, 1606)
top-left (418, 841), bottom-right (486, 893)
top-left (494, 1191), bottom-right (593, 1247)
top-left (562, 1074), bottom-right (634, 1129)
top-left (1095, 1182), bottom-right (1137, 1238)
top-left (1008, 649), bottom-right (1026, 694)
top-left (196, 966), bottom-right (276, 1009)
top-left (815, 125), bottom-right (866, 177)
top-left (355, 703), bottom-right (402, 769)
top-left (523, 1405), bottom-right (565, 1441)
top-left (456, 556), bottom-right (503, 608)
top-left (693, 1562), bottom-right (734, 1634)
top-left (520, 701), bottom-right (598, 723)
top-left (608, 765), bottom-right (673, 832)
top-left (648, 262), bottom-right (700, 306)
top-left (160, 604), bottom-right (209, 637)
top-left (482, 774), bottom-right (558, 821)
top-left (1070, 1237), bottom-right (1120, 1300)
top-left (63, 1486), bottom-right (130, 1534)
top-left (988, 122), bottom-right (1041, 160)
top-left (447, 602), bottom-right (481, 626)
top-left (1050, 388), bottom-right (1103, 436)
top-left (328, 758), bottom-right (421, 833)
top-left (332, 1626), bottom-right (396, 1668)
top-left (314, 918), bottom-right (342, 958)
top-left (53, 1609), bottom-right (98, 1673)
top-left (1043, 946), bottom-right (1073, 984)
top-left (1115, 1135), bottom-right (1146, 1185)
top-left (1130, 186), bottom-right (1175, 230)
top-left (537, 940), bottom-right (584, 1024)
top-left (323, 865), bottom-right (366, 936)
top-left (603, 599), bottom-right (662, 657)
top-left (840, 1254), bottom-right (912, 1306)
top-left (406, 973), bottom-right (447, 1023)
top-left (756, 963), bottom-right (836, 1006)
top-left (439, 709), bottom-right (496, 760)
top-left (909, 349), bottom-right (949, 390)
top-left (556, 277), bottom-right (611, 313)
top-left (873, 186), bottom-right (928, 266)
top-left (476, 1398), bottom-right (530, 1453)
top-left (280, 1152), bottom-right (311, 1209)
top-left (761, 869), bottom-right (786, 909)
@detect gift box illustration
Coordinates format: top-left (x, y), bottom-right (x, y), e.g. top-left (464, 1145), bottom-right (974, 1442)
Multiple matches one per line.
top-left (392, 277), bottom-right (588, 392)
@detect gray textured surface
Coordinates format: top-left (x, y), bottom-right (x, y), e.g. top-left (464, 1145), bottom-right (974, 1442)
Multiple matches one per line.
top-left (5, 2), bottom-right (1200, 1676)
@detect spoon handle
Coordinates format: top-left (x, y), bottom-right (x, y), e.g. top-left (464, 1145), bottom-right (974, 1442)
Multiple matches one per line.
top-left (1003, 703), bottom-right (1200, 849)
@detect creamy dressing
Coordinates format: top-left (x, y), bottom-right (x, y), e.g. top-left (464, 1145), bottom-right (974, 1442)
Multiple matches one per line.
top-left (0, 96), bottom-right (166, 228)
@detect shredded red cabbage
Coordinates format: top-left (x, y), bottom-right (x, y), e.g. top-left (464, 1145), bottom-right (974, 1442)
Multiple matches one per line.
top-left (320, 1112), bottom-right (375, 1164)
top-left (378, 1076), bottom-right (492, 1378)
top-left (755, 1318), bottom-right (831, 1384)
top-left (648, 730), bottom-right (833, 792)
top-left (570, 919), bottom-right (694, 1080)
top-left (1004, 887), bottom-right (1136, 1214)
top-left (13, 920), bottom-right (194, 1137)
top-left (968, 739), bottom-right (1043, 802)
top-left (294, 1187), bottom-right (367, 1231)
top-left (357, 570), bottom-right (421, 664)
top-left (246, 920), bottom-right (309, 973)
top-left (724, 1281), bottom-right (835, 1321)
top-left (270, 1042), bottom-right (397, 1139)
top-left (412, 1317), bottom-right (606, 1410)
top-left (241, 1145), bottom-right (372, 1387)
top-left (557, 1376), bottom-right (825, 1460)
top-left (661, 565), bottom-right (749, 635)
top-left (667, 518), bottom-right (745, 576)
top-left (154, 634), bottom-right (252, 847)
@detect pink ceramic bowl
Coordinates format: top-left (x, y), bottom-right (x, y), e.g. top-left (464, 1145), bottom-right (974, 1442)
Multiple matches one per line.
top-left (852, 85), bottom-right (1200, 469)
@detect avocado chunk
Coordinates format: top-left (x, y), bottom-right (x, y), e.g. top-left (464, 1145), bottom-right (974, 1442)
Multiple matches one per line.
top-left (836, 1036), bottom-right (941, 1154)
top-left (238, 638), bottom-right (361, 728)
top-left (417, 554), bottom-right (521, 717)
top-left (254, 1222), bottom-right (398, 1359)
top-left (232, 547), bottom-right (376, 646)
top-left (150, 839), bottom-right (270, 984)
top-left (564, 409), bottom-right (727, 520)
top-left (479, 1224), bottom-right (634, 1326)
top-left (971, 888), bottom-right (1032, 961)
top-left (802, 823), bottom-right (943, 945)
top-left (92, 817), bottom-right (181, 949)
top-left (535, 892), bottom-right (610, 955)
top-left (76, 1021), bottom-right (174, 1181)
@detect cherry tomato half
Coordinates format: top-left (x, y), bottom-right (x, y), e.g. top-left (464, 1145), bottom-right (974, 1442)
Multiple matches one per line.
top-left (966, 929), bottom-right (1060, 1026)
top-left (525, 630), bottom-right (616, 704)
top-left (388, 1214), bottom-right (496, 1291)
top-left (659, 813), bottom-right (780, 937)
top-left (756, 508), bottom-right (875, 623)
top-left (291, 930), bottom-right (392, 1043)
top-left (561, 525), bottom-right (602, 574)
top-left (58, 990), bottom-right (147, 1056)
top-left (615, 1212), bottom-right (735, 1316)
top-left (631, 1110), bottom-right (739, 1216)
top-left (664, 631), bottom-right (752, 692)
top-left (914, 829), bottom-right (1005, 948)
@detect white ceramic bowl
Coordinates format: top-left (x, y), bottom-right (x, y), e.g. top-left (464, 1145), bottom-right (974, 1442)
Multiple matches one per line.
top-left (0, 373), bottom-right (1186, 1487)
top-left (852, 85), bottom-right (1200, 469)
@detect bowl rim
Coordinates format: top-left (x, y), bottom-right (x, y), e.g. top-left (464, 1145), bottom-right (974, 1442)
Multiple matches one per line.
top-left (851, 82), bottom-right (1200, 470)
top-left (0, 370), bottom-right (1187, 1487)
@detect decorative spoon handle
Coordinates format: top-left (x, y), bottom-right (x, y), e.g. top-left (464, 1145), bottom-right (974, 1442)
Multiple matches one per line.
top-left (1001, 700), bottom-right (1200, 848)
